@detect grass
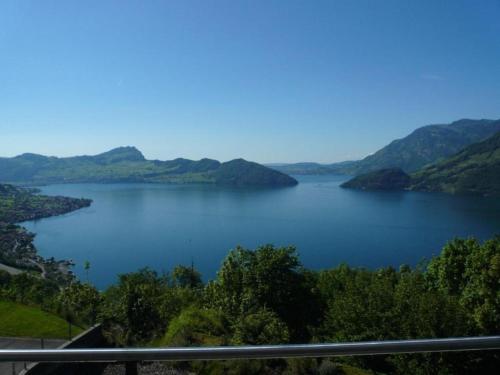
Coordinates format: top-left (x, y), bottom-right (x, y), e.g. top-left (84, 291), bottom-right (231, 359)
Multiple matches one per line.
top-left (0, 299), bottom-right (83, 339)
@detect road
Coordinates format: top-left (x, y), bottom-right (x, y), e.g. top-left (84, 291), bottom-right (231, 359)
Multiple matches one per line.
top-left (0, 336), bottom-right (66, 374)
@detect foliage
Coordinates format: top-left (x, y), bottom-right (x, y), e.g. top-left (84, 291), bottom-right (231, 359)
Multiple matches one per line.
top-left (100, 268), bottom-right (168, 345)
top-left (2, 237), bottom-right (499, 374)
top-left (206, 245), bottom-right (320, 341)
top-left (171, 264), bottom-right (202, 288)
top-left (161, 306), bottom-right (228, 346)
top-left (232, 308), bottom-right (289, 345)
top-left (427, 237), bottom-right (500, 332)
top-left (56, 282), bottom-right (102, 326)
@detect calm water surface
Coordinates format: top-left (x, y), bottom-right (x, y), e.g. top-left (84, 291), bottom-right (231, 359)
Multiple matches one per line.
top-left (23, 176), bottom-right (500, 288)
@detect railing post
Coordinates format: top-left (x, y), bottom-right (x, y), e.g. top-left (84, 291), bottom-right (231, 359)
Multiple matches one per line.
top-left (125, 361), bottom-right (138, 375)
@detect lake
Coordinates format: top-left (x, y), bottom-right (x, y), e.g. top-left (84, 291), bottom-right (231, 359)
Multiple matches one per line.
top-left (23, 175), bottom-right (500, 289)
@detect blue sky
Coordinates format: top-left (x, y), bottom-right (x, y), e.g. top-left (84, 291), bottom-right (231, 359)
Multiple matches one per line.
top-left (1, 0), bottom-right (499, 163)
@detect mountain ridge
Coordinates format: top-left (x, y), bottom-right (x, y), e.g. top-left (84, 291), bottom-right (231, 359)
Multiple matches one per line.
top-left (270, 118), bottom-right (500, 176)
top-left (0, 147), bottom-right (297, 187)
top-left (341, 130), bottom-right (500, 196)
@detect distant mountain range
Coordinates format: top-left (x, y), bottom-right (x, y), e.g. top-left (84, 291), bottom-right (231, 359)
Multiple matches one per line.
top-left (269, 119), bottom-right (500, 176)
top-left (342, 130), bottom-right (500, 196)
top-left (0, 147), bottom-right (298, 187)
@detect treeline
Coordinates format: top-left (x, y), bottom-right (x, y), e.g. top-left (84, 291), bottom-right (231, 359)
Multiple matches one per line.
top-left (0, 237), bottom-right (498, 374)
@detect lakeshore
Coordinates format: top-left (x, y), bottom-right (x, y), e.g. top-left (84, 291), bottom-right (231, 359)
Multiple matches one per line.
top-left (0, 184), bottom-right (91, 284)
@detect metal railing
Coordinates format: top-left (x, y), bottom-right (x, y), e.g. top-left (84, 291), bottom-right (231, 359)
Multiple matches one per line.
top-left (1, 336), bottom-right (499, 363)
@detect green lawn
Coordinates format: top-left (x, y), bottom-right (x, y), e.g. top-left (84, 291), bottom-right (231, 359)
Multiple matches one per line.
top-left (0, 300), bottom-right (83, 339)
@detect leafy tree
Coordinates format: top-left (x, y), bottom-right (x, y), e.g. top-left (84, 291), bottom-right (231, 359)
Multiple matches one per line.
top-left (427, 237), bottom-right (500, 332)
top-left (232, 308), bottom-right (289, 345)
top-left (171, 264), bottom-right (202, 289)
top-left (100, 268), bottom-right (167, 344)
top-left (161, 307), bottom-right (227, 347)
top-left (57, 282), bottom-right (101, 326)
top-left (206, 244), bottom-right (319, 341)
top-left (84, 261), bottom-right (91, 284)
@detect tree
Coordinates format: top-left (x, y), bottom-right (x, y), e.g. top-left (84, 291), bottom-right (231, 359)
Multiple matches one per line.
top-left (84, 260), bottom-right (90, 284)
top-left (206, 245), bottom-right (320, 341)
top-left (101, 268), bottom-right (167, 344)
top-left (171, 264), bottom-right (202, 288)
top-left (161, 307), bottom-right (227, 347)
top-left (232, 308), bottom-right (289, 345)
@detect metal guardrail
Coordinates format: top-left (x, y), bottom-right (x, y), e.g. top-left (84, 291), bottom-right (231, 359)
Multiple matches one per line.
top-left (1, 336), bottom-right (499, 363)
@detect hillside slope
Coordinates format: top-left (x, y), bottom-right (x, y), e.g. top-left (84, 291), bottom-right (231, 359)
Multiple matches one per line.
top-left (0, 300), bottom-right (83, 338)
top-left (341, 131), bottom-right (500, 196)
top-left (341, 168), bottom-right (411, 190)
top-left (410, 130), bottom-right (500, 195)
top-left (0, 147), bottom-right (297, 187)
top-left (351, 119), bottom-right (500, 174)
top-left (270, 119), bottom-right (500, 176)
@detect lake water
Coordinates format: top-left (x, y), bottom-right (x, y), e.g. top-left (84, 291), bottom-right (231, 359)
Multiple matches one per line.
top-left (23, 176), bottom-right (500, 289)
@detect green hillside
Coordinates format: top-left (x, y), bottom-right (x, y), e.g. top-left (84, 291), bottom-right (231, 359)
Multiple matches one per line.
top-left (341, 168), bottom-right (410, 190)
top-left (0, 299), bottom-right (82, 338)
top-left (350, 118), bottom-right (500, 174)
top-left (0, 147), bottom-right (297, 187)
top-left (215, 159), bottom-right (298, 186)
top-left (270, 118), bottom-right (500, 175)
top-left (411, 130), bottom-right (500, 195)
top-left (341, 131), bottom-right (500, 196)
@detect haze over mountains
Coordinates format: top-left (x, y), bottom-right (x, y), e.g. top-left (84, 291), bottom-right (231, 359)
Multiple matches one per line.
top-left (270, 119), bottom-right (500, 176)
top-left (0, 148), bottom-right (297, 187)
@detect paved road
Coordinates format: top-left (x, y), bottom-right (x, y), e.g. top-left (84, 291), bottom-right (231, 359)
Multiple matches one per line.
top-left (0, 336), bottom-right (66, 374)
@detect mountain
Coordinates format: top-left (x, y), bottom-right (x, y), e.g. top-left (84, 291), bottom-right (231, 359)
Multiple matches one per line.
top-left (350, 119), bottom-right (500, 174)
top-left (341, 131), bottom-right (500, 196)
top-left (215, 159), bottom-right (298, 186)
top-left (269, 119), bottom-right (500, 176)
top-left (410, 130), bottom-right (500, 196)
top-left (340, 168), bottom-right (411, 190)
top-left (0, 147), bottom-right (297, 187)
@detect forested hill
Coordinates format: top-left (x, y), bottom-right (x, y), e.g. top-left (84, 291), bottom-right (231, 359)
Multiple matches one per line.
top-left (271, 118), bottom-right (500, 176)
top-left (0, 147), bottom-right (297, 187)
top-left (410, 130), bottom-right (500, 195)
top-left (348, 118), bottom-right (500, 174)
top-left (341, 131), bottom-right (500, 196)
